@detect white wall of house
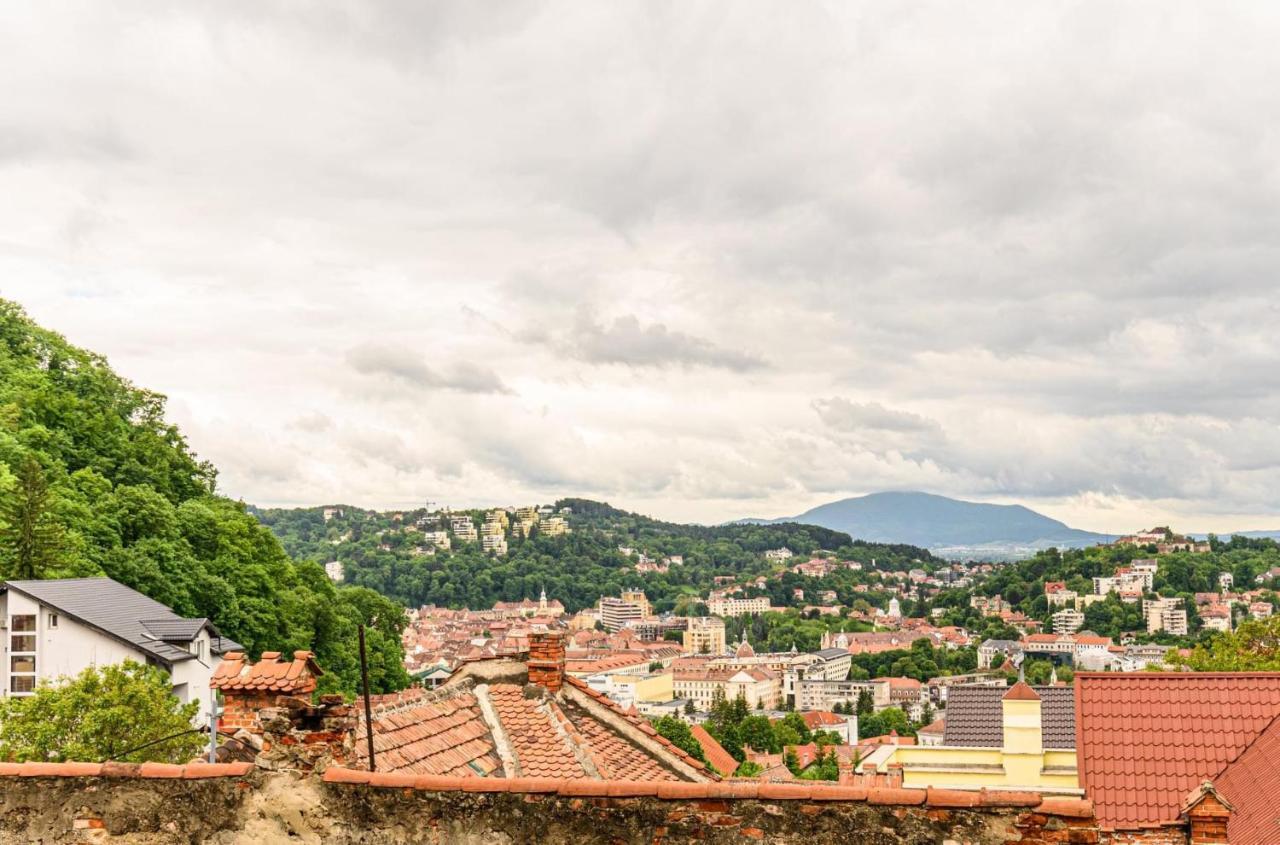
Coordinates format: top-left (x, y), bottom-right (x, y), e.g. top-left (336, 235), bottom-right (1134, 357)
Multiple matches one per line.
top-left (2, 591), bottom-right (219, 725)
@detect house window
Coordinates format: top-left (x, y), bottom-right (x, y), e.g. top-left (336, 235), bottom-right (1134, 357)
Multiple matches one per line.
top-left (47, 613), bottom-right (58, 629)
top-left (9, 614), bottom-right (37, 696)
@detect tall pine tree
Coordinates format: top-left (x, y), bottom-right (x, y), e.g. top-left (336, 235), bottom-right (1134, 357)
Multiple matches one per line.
top-left (0, 455), bottom-right (64, 579)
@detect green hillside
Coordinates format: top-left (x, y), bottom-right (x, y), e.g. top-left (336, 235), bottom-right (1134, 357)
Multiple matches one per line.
top-left (256, 496), bottom-right (941, 614)
top-left (0, 300), bottom-right (407, 695)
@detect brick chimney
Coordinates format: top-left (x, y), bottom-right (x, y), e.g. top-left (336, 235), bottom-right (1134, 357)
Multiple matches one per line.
top-left (210, 651), bottom-right (322, 735)
top-left (1183, 782), bottom-right (1232, 845)
top-left (527, 631), bottom-right (566, 692)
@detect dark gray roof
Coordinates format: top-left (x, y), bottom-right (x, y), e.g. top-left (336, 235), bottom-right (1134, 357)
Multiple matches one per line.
top-left (141, 618), bottom-right (209, 641)
top-left (942, 685), bottom-right (1075, 750)
top-left (1, 578), bottom-right (236, 666)
top-left (814, 648), bottom-right (851, 660)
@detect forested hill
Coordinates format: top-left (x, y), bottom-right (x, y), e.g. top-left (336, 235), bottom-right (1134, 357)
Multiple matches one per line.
top-left (0, 300), bottom-right (407, 695)
top-left (255, 497), bottom-right (941, 614)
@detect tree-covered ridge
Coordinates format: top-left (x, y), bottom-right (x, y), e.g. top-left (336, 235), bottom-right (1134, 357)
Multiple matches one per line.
top-left (256, 498), bottom-right (941, 614)
top-left (935, 537), bottom-right (1280, 642)
top-left (0, 300), bottom-right (407, 695)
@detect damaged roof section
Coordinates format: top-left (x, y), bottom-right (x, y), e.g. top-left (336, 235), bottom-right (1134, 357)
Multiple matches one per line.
top-left (350, 633), bottom-right (715, 782)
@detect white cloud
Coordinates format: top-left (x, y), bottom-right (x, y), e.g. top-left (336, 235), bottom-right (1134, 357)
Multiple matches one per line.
top-left (3, 2), bottom-right (1280, 532)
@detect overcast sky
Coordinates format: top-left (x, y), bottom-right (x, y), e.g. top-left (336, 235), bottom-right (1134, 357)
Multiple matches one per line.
top-left (4, 2), bottom-right (1280, 533)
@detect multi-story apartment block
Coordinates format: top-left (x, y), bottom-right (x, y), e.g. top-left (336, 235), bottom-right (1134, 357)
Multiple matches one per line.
top-left (1051, 608), bottom-right (1084, 635)
top-left (683, 617), bottom-right (726, 655)
top-left (481, 532), bottom-right (508, 556)
top-left (422, 530), bottom-right (451, 550)
top-left (794, 678), bottom-right (888, 712)
top-left (323, 561), bottom-right (344, 582)
top-left (599, 596), bottom-right (646, 632)
top-left (764, 547), bottom-right (794, 562)
top-left (1142, 596), bottom-right (1188, 636)
top-left (450, 515), bottom-right (478, 543)
top-left (706, 595), bottom-right (771, 617)
top-left (540, 516), bottom-right (569, 537)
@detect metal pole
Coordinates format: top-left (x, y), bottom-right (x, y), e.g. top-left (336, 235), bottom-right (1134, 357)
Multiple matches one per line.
top-left (358, 624), bottom-right (376, 771)
top-left (207, 686), bottom-right (218, 763)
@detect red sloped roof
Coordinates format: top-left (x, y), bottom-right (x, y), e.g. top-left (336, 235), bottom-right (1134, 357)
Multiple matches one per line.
top-left (1212, 713), bottom-right (1280, 845)
top-left (1076, 672), bottom-right (1280, 831)
top-left (689, 724), bottom-right (739, 777)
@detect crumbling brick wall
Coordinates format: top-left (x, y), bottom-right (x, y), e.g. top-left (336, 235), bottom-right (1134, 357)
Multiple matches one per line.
top-left (0, 765), bottom-right (1114, 845)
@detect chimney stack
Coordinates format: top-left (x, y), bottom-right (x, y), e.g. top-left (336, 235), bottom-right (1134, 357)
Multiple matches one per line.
top-left (527, 631), bottom-right (566, 692)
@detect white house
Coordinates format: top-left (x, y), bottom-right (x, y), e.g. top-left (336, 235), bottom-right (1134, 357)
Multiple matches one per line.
top-left (0, 578), bottom-right (241, 726)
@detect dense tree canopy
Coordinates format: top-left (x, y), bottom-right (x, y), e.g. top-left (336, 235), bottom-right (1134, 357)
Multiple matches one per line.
top-left (0, 300), bottom-right (407, 695)
top-left (257, 499), bottom-right (939, 615)
top-left (0, 662), bottom-right (206, 763)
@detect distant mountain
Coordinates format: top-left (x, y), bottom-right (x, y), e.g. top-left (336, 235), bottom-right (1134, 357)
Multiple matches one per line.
top-left (740, 491), bottom-right (1111, 558)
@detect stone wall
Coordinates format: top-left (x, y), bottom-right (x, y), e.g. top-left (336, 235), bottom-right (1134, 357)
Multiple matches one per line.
top-left (0, 764), bottom-right (1118, 845)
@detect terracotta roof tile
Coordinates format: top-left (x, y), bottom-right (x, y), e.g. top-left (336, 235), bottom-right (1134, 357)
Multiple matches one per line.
top-left (690, 725), bottom-right (739, 777)
top-left (356, 688), bottom-right (502, 777)
top-left (1076, 672), bottom-right (1280, 830)
top-left (487, 684), bottom-right (588, 779)
top-left (1211, 712), bottom-right (1280, 845)
top-left (210, 651), bottom-right (321, 695)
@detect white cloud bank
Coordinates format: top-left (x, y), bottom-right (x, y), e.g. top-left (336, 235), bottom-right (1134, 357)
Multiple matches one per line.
top-left (3, 2), bottom-right (1280, 533)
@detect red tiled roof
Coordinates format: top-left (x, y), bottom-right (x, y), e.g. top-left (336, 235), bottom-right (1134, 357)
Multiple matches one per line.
top-left (1003, 681), bottom-right (1040, 701)
top-left (1075, 672), bottom-right (1280, 830)
top-left (487, 683), bottom-right (588, 779)
top-left (1212, 713), bottom-right (1280, 845)
top-left (210, 651), bottom-right (321, 694)
top-left (564, 703), bottom-right (680, 781)
top-left (355, 688), bottom-right (502, 777)
top-left (799, 711), bottom-right (847, 729)
top-left (689, 725), bottom-right (738, 777)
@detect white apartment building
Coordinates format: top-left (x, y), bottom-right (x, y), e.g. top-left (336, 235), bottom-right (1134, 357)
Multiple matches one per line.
top-left (450, 516), bottom-right (478, 542)
top-left (1052, 608), bottom-right (1085, 635)
top-left (599, 597), bottom-right (645, 632)
top-left (1142, 596), bottom-right (1188, 636)
top-left (706, 595), bottom-right (771, 617)
top-left (422, 530), bottom-right (451, 550)
top-left (1, 578), bottom-right (240, 726)
top-left (323, 560), bottom-right (345, 582)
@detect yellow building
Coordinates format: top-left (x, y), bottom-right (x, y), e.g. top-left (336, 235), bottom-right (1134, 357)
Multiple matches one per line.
top-left (611, 671), bottom-right (674, 705)
top-left (876, 683), bottom-right (1079, 794)
top-left (683, 617), bottom-right (726, 655)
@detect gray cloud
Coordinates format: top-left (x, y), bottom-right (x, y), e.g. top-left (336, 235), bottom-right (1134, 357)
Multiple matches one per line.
top-left (812, 398), bottom-right (941, 435)
top-left (559, 314), bottom-right (766, 372)
top-left (346, 345), bottom-right (510, 394)
top-left (4, 2), bottom-right (1280, 531)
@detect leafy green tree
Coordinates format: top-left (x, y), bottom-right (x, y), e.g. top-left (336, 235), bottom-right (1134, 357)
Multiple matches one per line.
top-left (1178, 615), bottom-right (1280, 671)
top-left (859, 706), bottom-right (912, 740)
top-left (855, 688), bottom-right (874, 716)
top-left (780, 711), bottom-right (812, 744)
top-left (0, 455), bottom-right (65, 579)
top-left (739, 715), bottom-right (780, 754)
top-left (734, 760), bottom-right (763, 778)
top-left (783, 747), bottom-right (801, 775)
top-left (653, 716), bottom-right (706, 764)
top-left (0, 662), bottom-right (205, 763)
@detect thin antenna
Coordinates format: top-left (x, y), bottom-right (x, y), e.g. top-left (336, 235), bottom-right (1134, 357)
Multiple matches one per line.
top-left (358, 624), bottom-right (376, 771)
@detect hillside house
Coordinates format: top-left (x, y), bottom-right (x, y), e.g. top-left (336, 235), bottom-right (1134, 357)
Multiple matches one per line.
top-left (0, 577), bottom-right (240, 725)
